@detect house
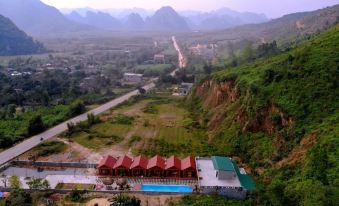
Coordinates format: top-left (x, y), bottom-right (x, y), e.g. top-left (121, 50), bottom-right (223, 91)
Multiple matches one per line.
top-left (114, 155), bottom-right (133, 176)
top-left (147, 155), bottom-right (166, 177)
top-left (165, 156), bottom-right (181, 178)
top-left (154, 54), bottom-right (165, 64)
top-left (190, 44), bottom-right (216, 61)
top-left (123, 73), bottom-right (143, 83)
top-left (196, 156), bottom-right (255, 199)
top-left (179, 83), bottom-right (194, 96)
top-left (130, 155), bottom-right (148, 176)
top-left (98, 155), bottom-right (117, 176)
top-left (181, 156), bottom-right (197, 178)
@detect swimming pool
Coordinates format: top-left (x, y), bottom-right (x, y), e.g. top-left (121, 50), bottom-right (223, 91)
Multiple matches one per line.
top-left (140, 184), bottom-right (193, 193)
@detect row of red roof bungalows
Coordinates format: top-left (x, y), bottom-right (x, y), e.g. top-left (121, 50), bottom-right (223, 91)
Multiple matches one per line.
top-left (98, 155), bottom-right (196, 178)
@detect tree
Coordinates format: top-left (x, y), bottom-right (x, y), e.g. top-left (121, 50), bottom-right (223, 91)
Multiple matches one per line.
top-left (87, 113), bottom-right (96, 126)
top-left (27, 178), bottom-right (50, 190)
top-left (9, 175), bottom-right (21, 189)
top-left (242, 42), bottom-right (254, 63)
top-left (137, 87), bottom-right (146, 94)
top-left (68, 189), bottom-right (84, 202)
top-left (68, 100), bottom-right (86, 117)
top-left (110, 194), bottom-right (141, 206)
top-left (203, 64), bottom-right (212, 74)
top-left (28, 115), bottom-right (45, 136)
top-left (5, 189), bottom-right (32, 206)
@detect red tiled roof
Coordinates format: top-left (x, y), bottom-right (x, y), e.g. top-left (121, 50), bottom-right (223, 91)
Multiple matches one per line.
top-left (130, 155), bottom-right (148, 169)
top-left (165, 155), bottom-right (181, 170)
top-left (98, 155), bottom-right (117, 169)
top-left (147, 155), bottom-right (165, 169)
top-left (181, 156), bottom-right (196, 170)
top-left (114, 155), bottom-right (133, 169)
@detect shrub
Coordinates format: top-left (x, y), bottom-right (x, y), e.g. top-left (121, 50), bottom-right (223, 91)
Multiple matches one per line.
top-left (112, 114), bottom-right (134, 125)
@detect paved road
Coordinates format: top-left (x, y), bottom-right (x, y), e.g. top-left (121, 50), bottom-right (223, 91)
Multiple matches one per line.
top-left (172, 36), bottom-right (187, 69)
top-left (0, 83), bottom-right (155, 166)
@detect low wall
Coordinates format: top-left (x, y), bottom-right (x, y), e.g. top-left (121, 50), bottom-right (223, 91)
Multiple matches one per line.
top-left (0, 187), bottom-right (188, 196)
top-left (11, 160), bottom-right (97, 169)
top-left (0, 163), bottom-right (11, 173)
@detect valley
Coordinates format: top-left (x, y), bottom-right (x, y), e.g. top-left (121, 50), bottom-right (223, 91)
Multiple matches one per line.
top-left (0, 1), bottom-right (338, 206)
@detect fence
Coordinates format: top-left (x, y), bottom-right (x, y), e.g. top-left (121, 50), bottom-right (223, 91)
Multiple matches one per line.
top-left (11, 160), bottom-right (97, 169)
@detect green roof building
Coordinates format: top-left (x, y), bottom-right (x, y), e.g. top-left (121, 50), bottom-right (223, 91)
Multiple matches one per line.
top-left (212, 156), bottom-right (237, 180)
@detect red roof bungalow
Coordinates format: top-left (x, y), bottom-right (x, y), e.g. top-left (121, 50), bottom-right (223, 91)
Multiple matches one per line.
top-left (114, 155), bottom-right (133, 176)
top-left (130, 155), bottom-right (148, 176)
top-left (147, 155), bottom-right (165, 177)
top-left (181, 156), bottom-right (197, 178)
top-left (165, 156), bottom-right (181, 177)
top-left (98, 155), bottom-right (116, 176)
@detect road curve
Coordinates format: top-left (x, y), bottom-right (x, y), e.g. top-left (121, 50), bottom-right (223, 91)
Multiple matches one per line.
top-left (0, 82), bottom-right (155, 166)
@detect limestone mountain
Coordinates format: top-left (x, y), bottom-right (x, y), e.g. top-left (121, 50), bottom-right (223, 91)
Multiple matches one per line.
top-left (0, 0), bottom-right (91, 36)
top-left (0, 14), bottom-right (44, 56)
top-left (124, 13), bottom-right (145, 31)
top-left (81, 11), bottom-right (122, 31)
top-left (145, 6), bottom-right (190, 32)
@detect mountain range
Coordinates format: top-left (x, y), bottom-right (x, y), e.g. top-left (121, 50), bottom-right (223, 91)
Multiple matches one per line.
top-left (0, 0), bottom-right (91, 36)
top-left (184, 4), bottom-right (339, 48)
top-left (0, 14), bottom-right (44, 55)
top-left (64, 6), bottom-right (268, 32)
top-left (0, 0), bottom-right (268, 35)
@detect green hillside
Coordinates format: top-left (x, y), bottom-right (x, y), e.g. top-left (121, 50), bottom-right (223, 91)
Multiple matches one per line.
top-left (0, 14), bottom-right (44, 56)
top-left (187, 24), bottom-right (339, 205)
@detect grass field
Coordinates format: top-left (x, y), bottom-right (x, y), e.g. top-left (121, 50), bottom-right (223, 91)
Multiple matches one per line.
top-left (66, 94), bottom-right (212, 157)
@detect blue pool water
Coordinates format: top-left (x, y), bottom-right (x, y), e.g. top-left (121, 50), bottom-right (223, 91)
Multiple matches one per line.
top-left (141, 184), bottom-right (193, 193)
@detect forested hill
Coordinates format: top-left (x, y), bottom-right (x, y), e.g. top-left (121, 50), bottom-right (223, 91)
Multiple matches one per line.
top-left (188, 24), bottom-right (338, 205)
top-left (0, 15), bottom-right (44, 56)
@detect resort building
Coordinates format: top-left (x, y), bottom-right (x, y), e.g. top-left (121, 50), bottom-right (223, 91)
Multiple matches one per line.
top-left (97, 155), bottom-right (197, 179)
top-left (196, 156), bottom-right (255, 199)
top-left (147, 155), bottom-right (166, 177)
top-left (130, 155), bottom-right (148, 176)
top-left (97, 155), bottom-right (254, 199)
top-left (98, 155), bottom-right (116, 176)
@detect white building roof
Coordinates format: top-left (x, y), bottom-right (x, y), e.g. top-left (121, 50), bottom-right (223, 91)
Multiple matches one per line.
top-left (196, 158), bottom-right (241, 188)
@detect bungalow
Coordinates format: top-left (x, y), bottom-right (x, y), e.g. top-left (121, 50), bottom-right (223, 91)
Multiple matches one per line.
top-left (181, 156), bottom-right (197, 178)
top-left (147, 155), bottom-right (165, 177)
top-left (114, 155), bottom-right (133, 176)
top-left (130, 155), bottom-right (148, 176)
top-left (97, 155), bottom-right (199, 180)
top-left (98, 155), bottom-right (117, 176)
top-left (165, 156), bottom-right (181, 178)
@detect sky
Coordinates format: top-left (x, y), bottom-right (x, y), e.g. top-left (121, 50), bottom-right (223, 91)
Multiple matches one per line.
top-left (40, 0), bottom-right (339, 18)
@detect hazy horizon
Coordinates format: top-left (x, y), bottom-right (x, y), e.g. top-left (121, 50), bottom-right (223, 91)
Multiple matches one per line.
top-left (40, 0), bottom-right (339, 18)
